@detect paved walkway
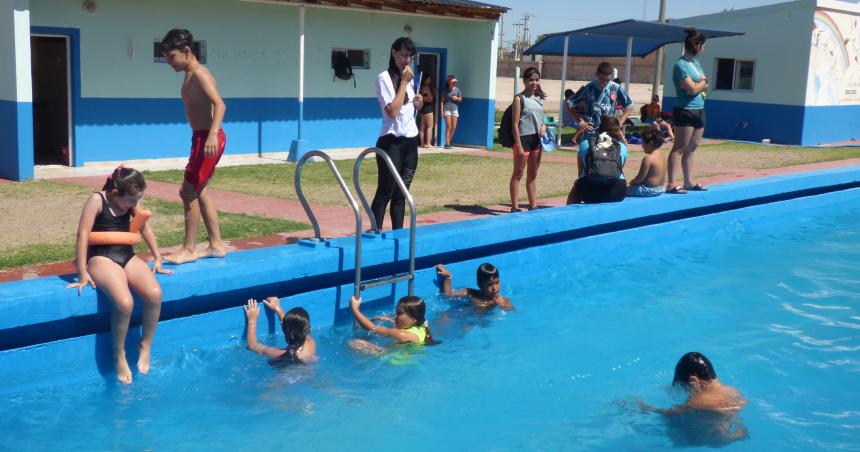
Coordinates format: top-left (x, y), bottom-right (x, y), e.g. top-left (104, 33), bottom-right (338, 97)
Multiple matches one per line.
top-left (3, 152), bottom-right (860, 283)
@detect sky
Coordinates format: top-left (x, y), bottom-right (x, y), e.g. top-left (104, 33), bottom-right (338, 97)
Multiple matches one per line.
top-left (489, 0), bottom-right (857, 48)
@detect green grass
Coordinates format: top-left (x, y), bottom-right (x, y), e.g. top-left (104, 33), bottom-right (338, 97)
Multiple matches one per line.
top-left (0, 196), bottom-right (308, 270)
top-left (146, 154), bottom-right (581, 214)
top-left (0, 243), bottom-right (78, 271)
top-left (693, 143), bottom-right (860, 170)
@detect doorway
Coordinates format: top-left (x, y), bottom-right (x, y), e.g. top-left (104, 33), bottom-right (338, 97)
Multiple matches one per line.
top-left (31, 35), bottom-right (71, 165)
top-left (416, 52), bottom-right (440, 147)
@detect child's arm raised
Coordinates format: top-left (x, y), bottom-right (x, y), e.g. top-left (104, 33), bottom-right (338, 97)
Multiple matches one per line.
top-left (244, 299), bottom-right (287, 358)
top-left (67, 194), bottom-right (101, 294)
top-left (350, 296), bottom-right (421, 344)
top-left (195, 69), bottom-right (227, 157)
top-left (435, 264), bottom-right (469, 297)
top-left (137, 207), bottom-right (173, 275)
top-left (261, 296), bottom-right (286, 322)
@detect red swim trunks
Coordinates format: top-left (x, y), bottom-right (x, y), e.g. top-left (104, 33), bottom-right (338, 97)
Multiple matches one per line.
top-left (185, 129), bottom-right (226, 191)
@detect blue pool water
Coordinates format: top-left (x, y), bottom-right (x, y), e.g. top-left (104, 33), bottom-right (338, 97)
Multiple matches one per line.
top-left (2, 190), bottom-right (859, 450)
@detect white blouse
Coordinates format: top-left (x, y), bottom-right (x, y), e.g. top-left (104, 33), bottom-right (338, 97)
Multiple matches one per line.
top-left (376, 70), bottom-right (419, 138)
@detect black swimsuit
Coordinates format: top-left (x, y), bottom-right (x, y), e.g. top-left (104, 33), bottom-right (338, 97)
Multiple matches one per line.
top-left (87, 193), bottom-right (136, 267)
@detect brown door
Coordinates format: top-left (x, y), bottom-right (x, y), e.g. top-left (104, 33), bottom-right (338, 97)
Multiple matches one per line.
top-left (31, 35), bottom-right (71, 165)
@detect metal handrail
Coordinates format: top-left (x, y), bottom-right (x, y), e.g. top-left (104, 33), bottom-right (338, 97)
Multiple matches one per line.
top-left (294, 150), bottom-right (362, 297)
top-left (353, 147), bottom-right (417, 295)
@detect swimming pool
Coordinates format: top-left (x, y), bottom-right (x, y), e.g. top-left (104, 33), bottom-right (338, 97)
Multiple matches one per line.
top-left (1, 183), bottom-right (858, 449)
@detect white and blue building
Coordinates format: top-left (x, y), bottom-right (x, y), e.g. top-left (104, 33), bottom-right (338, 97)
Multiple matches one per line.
top-left (662, 0), bottom-right (860, 146)
top-left (0, 0), bottom-right (506, 181)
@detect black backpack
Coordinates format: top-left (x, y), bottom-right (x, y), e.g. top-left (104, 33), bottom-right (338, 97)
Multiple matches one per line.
top-left (498, 95), bottom-right (523, 148)
top-left (332, 51), bottom-right (356, 87)
top-left (585, 136), bottom-right (623, 185)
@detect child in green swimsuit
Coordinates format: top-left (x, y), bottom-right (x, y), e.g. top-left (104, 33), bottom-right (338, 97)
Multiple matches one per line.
top-left (349, 295), bottom-right (434, 355)
top-left (435, 263), bottom-right (514, 310)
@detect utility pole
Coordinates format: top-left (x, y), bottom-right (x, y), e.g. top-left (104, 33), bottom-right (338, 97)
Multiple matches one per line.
top-left (513, 22), bottom-right (523, 60)
top-left (651, 0), bottom-right (667, 97)
top-left (522, 14), bottom-right (532, 48)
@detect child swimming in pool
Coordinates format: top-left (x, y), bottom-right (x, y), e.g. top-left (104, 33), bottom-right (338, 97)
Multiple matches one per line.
top-left (641, 352), bottom-right (748, 446)
top-left (435, 263), bottom-right (514, 310)
top-left (67, 166), bottom-right (172, 384)
top-left (243, 297), bottom-right (317, 364)
top-left (349, 295), bottom-right (435, 355)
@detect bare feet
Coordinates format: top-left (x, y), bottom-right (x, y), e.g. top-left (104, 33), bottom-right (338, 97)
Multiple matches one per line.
top-left (165, 248), bottom-right (197, 264)
top-left (115, 354), bottom-right (133, 384)
top-left (197, 244), bottom-right (227, 259)
top-left (137, 342), bottom-right (152, 374)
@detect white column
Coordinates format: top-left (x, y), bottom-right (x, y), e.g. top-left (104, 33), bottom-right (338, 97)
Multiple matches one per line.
top-left (558, 34), bottom-right (569, 145)
top-left (288, 5), bottom-right (308, 161)
top-left (624, 36), bottom-right (633, 92)
top-left (0, 0), bottom-right (34, 180)
top-left (297, 5), bottom-right (305, 139)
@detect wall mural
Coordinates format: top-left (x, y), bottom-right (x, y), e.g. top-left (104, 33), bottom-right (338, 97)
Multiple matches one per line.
top-left (806, 9), bottom-right (860, 106)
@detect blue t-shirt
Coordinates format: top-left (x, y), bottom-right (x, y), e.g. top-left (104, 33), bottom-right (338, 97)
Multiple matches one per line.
top-left (577, 138), bottom-right (628, 180)
top-left (673, 57), bottom-right (706, 110)
top-left (568, 80), bottom-right (633, 136)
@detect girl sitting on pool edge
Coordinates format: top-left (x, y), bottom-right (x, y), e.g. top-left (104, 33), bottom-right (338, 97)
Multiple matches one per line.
top-left (349, 295), bottom-right (436, 355)
top-left (243, 297), bottom-right (317, 364)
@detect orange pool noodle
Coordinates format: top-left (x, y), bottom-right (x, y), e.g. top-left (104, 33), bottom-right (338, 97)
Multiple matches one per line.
top-left (87, 209), bottom-right (151, 246)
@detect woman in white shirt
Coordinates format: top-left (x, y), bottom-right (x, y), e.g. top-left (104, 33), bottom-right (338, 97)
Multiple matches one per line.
top-left (372, 37), bottom-right (423, 230)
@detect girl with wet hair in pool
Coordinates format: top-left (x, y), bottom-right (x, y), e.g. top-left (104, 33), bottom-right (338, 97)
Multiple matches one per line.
top-left (349, 295), bottom-right (437, 355)
top-left (640, 352), bottom-right (749, 446)
top-left (243, 297), bottom-right (317, 364)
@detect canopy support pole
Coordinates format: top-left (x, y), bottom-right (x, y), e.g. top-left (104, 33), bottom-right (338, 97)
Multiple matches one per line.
top-left (624, 36), bottom-right (633, 92)
top-left (558, 34), bottom-right (569, 145)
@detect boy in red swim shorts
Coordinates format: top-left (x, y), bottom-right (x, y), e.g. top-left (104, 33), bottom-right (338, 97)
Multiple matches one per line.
top-left (161, 29), bottom-right (228, 263)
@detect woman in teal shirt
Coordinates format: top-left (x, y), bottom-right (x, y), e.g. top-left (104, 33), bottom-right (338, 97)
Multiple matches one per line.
top-left (667, 28), bottom-right (709, 194)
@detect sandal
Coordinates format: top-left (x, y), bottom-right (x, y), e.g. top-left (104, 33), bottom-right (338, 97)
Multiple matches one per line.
top-left (666, 185), bottom-right (687, 194)
top-left (510, 207), bottom-right (523, 213)
top-left (685, 183), bottom-right (708, 191)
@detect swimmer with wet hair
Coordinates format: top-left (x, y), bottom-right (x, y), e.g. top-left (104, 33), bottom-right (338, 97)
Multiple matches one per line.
top-left (646, 352), bottom-right (748, 414)
top-left (640, 352), bottom-right (749, 445)
top-left (435, 263), bottom-right (514, 310)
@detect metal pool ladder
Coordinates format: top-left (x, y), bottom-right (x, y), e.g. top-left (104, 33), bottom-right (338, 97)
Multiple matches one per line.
top-left (353, 147), bottom-right (416, 296)
top-left (294, 151), bottom-right (363, 297)
top-left (293, 148), bottom-right (416, 297)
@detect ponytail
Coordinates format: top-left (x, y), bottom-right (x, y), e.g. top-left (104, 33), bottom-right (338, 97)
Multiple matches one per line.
top-left (102, 166), bottom-right (146, 197)
top-left (683, 27), bottom-right (706, 56)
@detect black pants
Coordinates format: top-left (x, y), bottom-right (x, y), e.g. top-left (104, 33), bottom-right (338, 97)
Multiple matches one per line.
top-left (572, 177), bottom-right (627, 204)
top-left (371, 134), bottom-right (419, 229)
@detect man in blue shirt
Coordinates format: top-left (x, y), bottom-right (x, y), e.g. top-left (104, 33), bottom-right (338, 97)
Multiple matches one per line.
top-left (569, 62), bottom-right (634, 141)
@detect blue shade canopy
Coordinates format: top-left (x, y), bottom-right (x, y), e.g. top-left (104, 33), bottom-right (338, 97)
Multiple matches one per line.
top-left (524, 19), bottom-right (744, 57)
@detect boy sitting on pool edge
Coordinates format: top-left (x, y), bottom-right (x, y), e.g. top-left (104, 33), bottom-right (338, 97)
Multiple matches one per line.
top-left (435, 263), bottom-right (514, 311)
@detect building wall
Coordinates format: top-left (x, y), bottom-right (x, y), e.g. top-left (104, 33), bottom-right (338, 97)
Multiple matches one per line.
top-left (1, 0), bottom-right (34, 180)
top-left (802, 0), bottom-right (860, 144)
top-left (24, 0), bottom-right (498, 167)
top-left (662, 0), bottom-right (817, 144)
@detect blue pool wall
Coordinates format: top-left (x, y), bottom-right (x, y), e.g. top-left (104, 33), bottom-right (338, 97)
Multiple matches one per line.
top-left (1, 166), bottom-right (859, 392)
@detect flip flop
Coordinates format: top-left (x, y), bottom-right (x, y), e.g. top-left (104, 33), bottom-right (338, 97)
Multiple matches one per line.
top-left (685, 183), bottom-right (708, 191)
top-left (666, 185), bottom-right (687, 194)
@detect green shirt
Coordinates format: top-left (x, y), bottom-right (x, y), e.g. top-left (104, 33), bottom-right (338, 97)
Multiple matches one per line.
top-left (673, 57), bottom-right (706, 110)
